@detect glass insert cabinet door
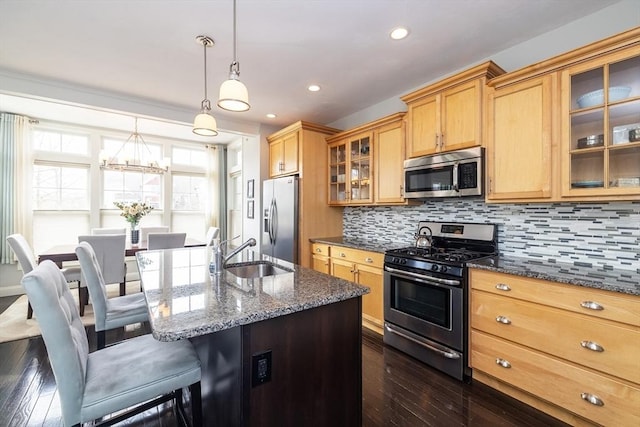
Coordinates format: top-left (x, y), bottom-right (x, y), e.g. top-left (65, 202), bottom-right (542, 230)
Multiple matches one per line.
top-left (564, 48), bottom-right (640, 195)
top-left (328, 132), bottom-right (373, 204)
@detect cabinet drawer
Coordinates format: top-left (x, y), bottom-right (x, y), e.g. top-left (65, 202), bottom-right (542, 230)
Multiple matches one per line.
top-left (330, 246), bottom-right (384, 268)
top-left (470, 269), bottom-right (640, 327)
top-left (472, 290), bottom-right (640, 383)
top-left (471, 330), bottom-right (640, 426)
top-left (311, 243), bottom-right (330, 257)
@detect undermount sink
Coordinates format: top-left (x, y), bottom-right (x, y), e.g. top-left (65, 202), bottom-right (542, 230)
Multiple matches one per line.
top-left (225, 261), bottom-right (292, 279)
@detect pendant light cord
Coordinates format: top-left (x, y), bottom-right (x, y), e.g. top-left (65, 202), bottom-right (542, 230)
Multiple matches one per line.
top-left (233, 0), bottom-right (237, 62)
top-left (203, 42), bottom-right (208, 101)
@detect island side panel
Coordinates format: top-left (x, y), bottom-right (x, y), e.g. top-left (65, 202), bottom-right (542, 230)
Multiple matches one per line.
top-left (242, 297), bottom-right (363, 427)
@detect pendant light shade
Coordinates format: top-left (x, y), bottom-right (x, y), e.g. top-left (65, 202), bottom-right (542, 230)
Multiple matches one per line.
top-left (193, 35), bottom-right (219, 136)
top-left (218, 0), bottom-right (250, 112)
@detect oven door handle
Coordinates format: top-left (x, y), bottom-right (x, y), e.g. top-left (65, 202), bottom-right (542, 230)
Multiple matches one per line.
top-left (384, 266), bottom-right (461, 287)
top-left (384, 323), bottom-right (460, 360)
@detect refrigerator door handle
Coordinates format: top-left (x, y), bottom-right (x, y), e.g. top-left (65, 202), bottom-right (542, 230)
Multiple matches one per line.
top-left (271, 199), bottom-right (278, 244)
top-left (268, 198), bottom-right (276, 244)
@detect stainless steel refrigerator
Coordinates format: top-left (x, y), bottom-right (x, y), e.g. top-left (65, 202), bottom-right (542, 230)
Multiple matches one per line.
top-left (262, 176), bottom-right (299, 263)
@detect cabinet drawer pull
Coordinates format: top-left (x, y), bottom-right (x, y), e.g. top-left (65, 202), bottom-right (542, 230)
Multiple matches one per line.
top-left (581, 340), bottom-right (604, 352)
top-left (495, 358), bottom-right (511, 369)
top-left (340, 253), bottom-right (346, 258)
top-left (580, 301), bottom-right (604, 311)
top-left (495, 283), bottom-right (511, 291)
top-left (495, 315), bottom-right (512, 325)
top-left (365, 257), bottom-right (373, 263)
top-left (315, 248), bottom-right (322, 253)
top-left (581, 393), bottom-right (604, 407)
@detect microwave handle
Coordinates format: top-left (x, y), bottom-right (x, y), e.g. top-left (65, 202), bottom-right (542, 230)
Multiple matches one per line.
top-left (453, 162), bottom-right (459, 192)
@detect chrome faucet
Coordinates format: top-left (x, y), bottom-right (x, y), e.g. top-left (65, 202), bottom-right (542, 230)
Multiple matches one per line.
top-left (223, 237), bottom-right (257, 266)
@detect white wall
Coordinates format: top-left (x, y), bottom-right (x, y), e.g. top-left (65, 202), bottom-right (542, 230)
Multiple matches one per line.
top-left (329, 0), bottom-right (639, 130)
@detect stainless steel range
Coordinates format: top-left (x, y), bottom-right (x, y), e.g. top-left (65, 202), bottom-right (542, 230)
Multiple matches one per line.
top-left (383, 221), bottom-right (497, 381)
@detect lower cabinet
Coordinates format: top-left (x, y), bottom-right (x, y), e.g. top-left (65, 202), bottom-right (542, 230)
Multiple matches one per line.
top-left (311, 243), bottom-right (384, 334)
top-left (311, 243), bottom-right (330, 274)
top-left (469, 268), bottom-right (640, 426)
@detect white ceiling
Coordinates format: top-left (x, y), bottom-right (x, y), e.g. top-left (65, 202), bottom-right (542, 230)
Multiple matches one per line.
top-left (0, 0), bottom-right (625, 135)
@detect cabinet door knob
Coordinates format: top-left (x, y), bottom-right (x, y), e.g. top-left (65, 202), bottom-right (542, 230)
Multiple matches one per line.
top-left (495, 358), bottom-right (511, 368)
top-left (316, 248), bottom-right (321, 253)
top-left (580, 340), bottom-right (604, 352)
top-left (495, 283), bottom-right (511, 291)
top-left (365, 257), bottom-right (373, 263)
top-left (580, 301), bottom-right (604, 311)
top-left (580, 393), bottom-right (604, 407)
top-left (496, 315), bottom-right (512, 325)
top-left (340, 253), bottom-right (346, 257)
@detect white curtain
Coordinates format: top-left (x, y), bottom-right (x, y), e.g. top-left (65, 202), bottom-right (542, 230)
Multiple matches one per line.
top-left (0, 113), bottom-right (31, 264)
top-left (204, 144), bottom-right (228, 241)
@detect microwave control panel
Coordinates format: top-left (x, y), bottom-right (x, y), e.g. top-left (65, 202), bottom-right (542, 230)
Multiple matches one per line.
top-left (458, 163), bottom-right (478, 189)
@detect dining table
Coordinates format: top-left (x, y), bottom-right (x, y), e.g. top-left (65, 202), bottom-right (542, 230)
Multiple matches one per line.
top-left (37, 237), bottom-right (205, 267)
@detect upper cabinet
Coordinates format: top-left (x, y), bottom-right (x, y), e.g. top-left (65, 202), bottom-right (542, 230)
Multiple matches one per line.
top-left (326, 113), bottom-right (412, 206)
top-left (401, 61), bottom-right (505, 158)
top-left (269, 130), bottom-right (299, 177)
top-left (485, 27), bottom-right (640, 203)
top-left (561, 46), bottom-right (640, 197)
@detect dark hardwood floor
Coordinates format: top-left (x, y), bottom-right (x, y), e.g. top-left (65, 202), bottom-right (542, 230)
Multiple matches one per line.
top-left (0, 296), bottom-right (568, 427)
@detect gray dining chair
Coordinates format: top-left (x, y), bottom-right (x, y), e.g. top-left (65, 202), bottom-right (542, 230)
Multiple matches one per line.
top-left (140, 226), bottom-right (169, 244)
top-left (6, 233), bottom-right (83, 318)
top-left (78, 234), bottom-right (128, 297)
top-left (75, 241), bottom-right (148, 349)
top-left (21, 260), bottom-right (202, 427)
top-left (91, 227), bottom-right (126, 235)
top-left (147, 232), bottom-right (187, 250)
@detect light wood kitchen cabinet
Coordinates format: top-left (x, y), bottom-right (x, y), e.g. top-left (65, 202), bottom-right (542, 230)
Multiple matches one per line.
top-left (469, 268), bottom-right (640, 426)
top-left (268, 130), bottom-right (299, 177)
top-left (485, 27), bottom-right (640, 203)
top-left (561, 44), bottom-right (640, 197)
top-left (329, 246), bottom-right (385, 335)
top-left (485, 75), bottom-right (555, 200)
top-left (267, 121), bottom-right (344, 269)
top-left (311, 243), bottom-right (330, 274)
top-left (401, 61), bottom-right (505, 158)
top-left (326, 113), bottom-right (414, 206)
top-left (327, 131), bottom-right (373, 205)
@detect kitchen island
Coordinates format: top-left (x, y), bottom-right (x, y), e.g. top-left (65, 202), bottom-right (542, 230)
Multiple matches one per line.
top-left (136, 246), bottom-right (369, 426)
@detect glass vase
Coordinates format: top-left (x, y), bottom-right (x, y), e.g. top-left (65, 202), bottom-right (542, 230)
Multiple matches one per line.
top-left (130, 223), bottom-right (140, 245)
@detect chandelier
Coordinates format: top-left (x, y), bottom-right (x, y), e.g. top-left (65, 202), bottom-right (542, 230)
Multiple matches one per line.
top-left (99, 117), bottom-right (169, 174)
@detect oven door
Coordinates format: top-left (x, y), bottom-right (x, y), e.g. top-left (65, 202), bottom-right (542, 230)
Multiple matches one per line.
top-left (383, 266), bottom-right (463, 351)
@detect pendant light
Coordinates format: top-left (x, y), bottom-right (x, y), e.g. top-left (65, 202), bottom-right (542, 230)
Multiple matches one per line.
top-left (193, 35), bottom-right (219, 136)
top-left (218, 0), bottom-right (250, 112)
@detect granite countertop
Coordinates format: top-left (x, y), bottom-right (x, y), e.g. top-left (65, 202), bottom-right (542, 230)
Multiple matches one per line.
top-left (136, 246), bottom-right (370, 342)
top-left (468, 255), bottom-right (640, 296)
top-left (309, 236), bottom-right (407, 254)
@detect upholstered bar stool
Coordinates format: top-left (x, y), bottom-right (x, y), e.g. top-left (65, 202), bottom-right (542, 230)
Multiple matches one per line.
top-left (21, 260), bottom-right (202, 427)
top-left (75, 241), bottom-right (148, 349)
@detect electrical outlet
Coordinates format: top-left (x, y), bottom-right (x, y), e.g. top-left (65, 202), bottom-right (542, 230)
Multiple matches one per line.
top-left (252, 350), bottom-right (272, 387)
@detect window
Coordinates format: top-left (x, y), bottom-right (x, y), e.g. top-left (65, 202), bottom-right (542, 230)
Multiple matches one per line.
top-left (172, 175), bottom-right (206, 211)
top-left (33, 129), bottom-right (89, 155)
top-left (32, 163), bottom-right (89, 210)
top-left (103, 170), bottom-right (163, 209)
top-left (172, 146), bottom-right (206, 168)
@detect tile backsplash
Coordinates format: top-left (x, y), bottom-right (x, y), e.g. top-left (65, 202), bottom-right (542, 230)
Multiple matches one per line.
top-left (343, 199), bottom-right (640, 271)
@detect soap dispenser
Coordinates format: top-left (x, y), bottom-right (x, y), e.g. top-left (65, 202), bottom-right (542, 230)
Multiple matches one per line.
top-left (209, 238), bottom-right (223, 275)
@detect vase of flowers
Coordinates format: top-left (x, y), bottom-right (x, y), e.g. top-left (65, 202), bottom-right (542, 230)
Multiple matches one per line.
top-left (113, 201), bottom-right (154, 245)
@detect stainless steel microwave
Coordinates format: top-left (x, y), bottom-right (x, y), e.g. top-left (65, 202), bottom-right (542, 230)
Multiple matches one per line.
top-left (404, 147), bottom-right (483, 199)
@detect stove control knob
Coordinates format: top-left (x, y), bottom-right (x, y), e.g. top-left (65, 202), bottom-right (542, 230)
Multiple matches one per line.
top-left (401, 258), bottom-right (407, 265)
top-left (440, 265), bottom-right (448, 273)
top-left (431, 264), bottom-right (439, 272)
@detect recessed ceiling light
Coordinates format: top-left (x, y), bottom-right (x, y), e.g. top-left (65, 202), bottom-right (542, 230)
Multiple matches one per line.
top-left (390, 27), bottom-right (409, 40)
top-left (308, 84), bottom-right (321, 92)
top-left (266, 113), bottom-right (277, 119)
